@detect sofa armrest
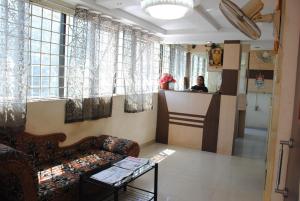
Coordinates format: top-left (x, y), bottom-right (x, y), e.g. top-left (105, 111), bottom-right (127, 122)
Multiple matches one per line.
top-left (101, 136), bottom-right (140, 157)
top-left (0, 143), bottom-right (38, 201)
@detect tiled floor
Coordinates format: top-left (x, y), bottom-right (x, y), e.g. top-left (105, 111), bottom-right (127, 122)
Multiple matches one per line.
top-left (234, 128), bottom-right (268, 160)
top-left (131, 143), bottom-right (266, 201)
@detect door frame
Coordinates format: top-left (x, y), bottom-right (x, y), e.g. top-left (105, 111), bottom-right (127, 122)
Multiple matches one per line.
top-left (263, 0), bottom-right (300, 200)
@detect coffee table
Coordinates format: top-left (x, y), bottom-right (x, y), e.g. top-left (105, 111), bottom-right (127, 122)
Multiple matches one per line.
top-left (80, 160), bottom-right (158, 201)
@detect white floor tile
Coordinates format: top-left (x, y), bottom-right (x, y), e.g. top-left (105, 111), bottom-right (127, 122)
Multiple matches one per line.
top-left (131, 143), bottom-right (265, 201)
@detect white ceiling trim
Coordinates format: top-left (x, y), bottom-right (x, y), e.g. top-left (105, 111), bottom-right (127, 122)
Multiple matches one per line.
top-left (166, 27), bottom-right (238, 35)
top-left (163, 29), bottom-right (273, 44)
top-left (194, 5), bottom-right (221, 31)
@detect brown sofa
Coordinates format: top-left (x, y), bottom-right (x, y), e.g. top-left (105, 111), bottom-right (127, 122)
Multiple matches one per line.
top-left (0, 132), bottom-right (140, 201)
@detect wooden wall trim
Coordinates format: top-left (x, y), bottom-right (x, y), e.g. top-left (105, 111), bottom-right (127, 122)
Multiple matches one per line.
top-left (169, 121), bottom-right (204, 128)
top-left (202, 94), bottom-right (221, 152)
top-left (220, 69), bottom-right (239, 96)
top-left (156, 90), bottom-right (169, 144)
top-left (169, 112), bottom-right (206, 118)
top-left (169, 116), bottom-right (204, 123)
top-left (248, 69), bottom-right (274, 80)
top-left (224, 40), bottom-right (240, 44)
top-left (168, 110), bottom-right (205, 131)
top-left (185, 52), bottom-right (191, 89)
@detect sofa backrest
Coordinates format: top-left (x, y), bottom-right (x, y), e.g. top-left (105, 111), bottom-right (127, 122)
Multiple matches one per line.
top-left (0, 143), bottom-right (39, 201)
top-left (14, 132), bottom-right (66, 168)
top-left (0, 132), bottom-right (140, 170)
top-left (14, 132), bottom-right (107, 169)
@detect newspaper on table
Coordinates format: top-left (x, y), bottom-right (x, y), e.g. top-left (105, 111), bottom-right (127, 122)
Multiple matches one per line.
top-left (90, 166), bottom-right (132, 185)
top-left (113, 156), bottom-right (149, 171)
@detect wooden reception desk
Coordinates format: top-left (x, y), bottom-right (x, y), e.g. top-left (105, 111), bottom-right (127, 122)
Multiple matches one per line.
top-left (156, 90), bottom-right (221, 152)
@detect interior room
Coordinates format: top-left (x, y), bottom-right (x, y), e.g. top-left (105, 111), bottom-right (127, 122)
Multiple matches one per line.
top-left (0, 0), bottom-right (299, 201)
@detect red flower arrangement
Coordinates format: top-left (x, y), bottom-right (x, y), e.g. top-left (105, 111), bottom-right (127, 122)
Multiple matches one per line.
top-left (159, 73), bottom-right (176, 90)
top-left (159, 73), bottom-right (176, 84)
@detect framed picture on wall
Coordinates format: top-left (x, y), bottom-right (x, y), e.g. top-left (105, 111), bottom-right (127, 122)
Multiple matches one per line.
top-left (207, 43), bottom-right (223, 71)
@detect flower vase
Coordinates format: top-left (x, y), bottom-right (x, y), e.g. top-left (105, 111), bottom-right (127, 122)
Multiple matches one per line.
top-left (160, 82), bottom-right (169, 90)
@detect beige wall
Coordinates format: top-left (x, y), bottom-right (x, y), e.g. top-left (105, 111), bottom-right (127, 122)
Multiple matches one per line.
top-left (187, 44), bottom-right (207, 53)
top-left (249, 50), bottom-right (275, 70)
top-left (25, 94), bottom-right (158, 146)
top-left (223, 43), bottom-right (241, 70)
top-left (217, 42), bottom-right (240, 155)
top-left (248, 50), bottom-right (275, 94)
top-left (217, 95), bottom-right (237, 155)
top-left (164, 91), bottom-right (212, 115)
top-left (245, 93), bottom-right (272, 129)
top-left (169, 125), bottom-right (203, 149)
top-left (247, 79), bottom-right (273, 93)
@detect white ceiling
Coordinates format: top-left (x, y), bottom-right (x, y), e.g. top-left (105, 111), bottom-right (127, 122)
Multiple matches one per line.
top-left (61, 0), bottom-right (276, 47)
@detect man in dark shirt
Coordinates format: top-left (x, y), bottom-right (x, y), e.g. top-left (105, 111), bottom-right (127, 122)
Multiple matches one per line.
top-left (191, 76), bottom-right (208, 92)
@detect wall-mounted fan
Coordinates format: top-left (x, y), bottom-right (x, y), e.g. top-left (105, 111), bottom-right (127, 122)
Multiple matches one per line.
top-left (219, 0), bottom-right (277, 40)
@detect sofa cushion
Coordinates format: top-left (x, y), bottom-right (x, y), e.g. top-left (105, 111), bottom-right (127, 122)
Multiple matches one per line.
top-left (101, 136), bottom-right (140, 157)
top-left (38, 150), bottom-right (122, 201)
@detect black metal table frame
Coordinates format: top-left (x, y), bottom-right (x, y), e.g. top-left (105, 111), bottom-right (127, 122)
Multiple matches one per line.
top-left (81, 162), bottom-right (158, 201)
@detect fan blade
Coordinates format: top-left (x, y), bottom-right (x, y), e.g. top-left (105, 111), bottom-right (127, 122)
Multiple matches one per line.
top-left (219, 0), bottom-right (261, 40)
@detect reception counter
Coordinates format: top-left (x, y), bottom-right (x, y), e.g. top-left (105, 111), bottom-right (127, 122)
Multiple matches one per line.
top-left (156, 90), bottom-right (221, 152)
top-left (155, 41), bottom-right (241, 154)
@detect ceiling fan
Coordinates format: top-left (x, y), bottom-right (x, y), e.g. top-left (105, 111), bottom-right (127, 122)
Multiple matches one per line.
top-left (219, 0), bottom-right (281, 43)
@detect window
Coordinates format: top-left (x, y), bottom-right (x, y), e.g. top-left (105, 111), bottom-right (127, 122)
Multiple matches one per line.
top-left (28, 3), bottom-right (161, 100)
top-left (190, 53), bottom-right (208, 87)
top-left (115, 30), bottom-right (160, 95)
top-left (170, 45), bottom-right (186, 90)
top-left (151, 42), bottom-right (161, 92)
top-left (161, 45), bottom-right (171, 74)
top-left (160, 44), bottom-right (187, 90)
top-left (28, 4), bottom-right (72, 99)
top-left (115, 30), bottom-right (125, 94)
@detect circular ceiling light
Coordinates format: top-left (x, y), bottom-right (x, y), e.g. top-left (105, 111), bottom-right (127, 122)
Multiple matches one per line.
top-left (141, 0), bottom-right (194, 20)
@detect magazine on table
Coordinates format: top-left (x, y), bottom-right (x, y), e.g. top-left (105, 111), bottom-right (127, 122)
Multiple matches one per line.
top-left (90, 166), bottom-right (133, 185)
top-left (113, 156), bottom-right (149, 171)
top-left (90, 157), bottom-right (149, 185)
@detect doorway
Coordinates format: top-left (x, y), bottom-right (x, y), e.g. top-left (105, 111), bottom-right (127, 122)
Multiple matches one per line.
top-left (233, 48), bottom-right (275, 160)
top-left (234, 92), bottom-right (271, 160)
top-left (234, 127), bottom-right (268, 159)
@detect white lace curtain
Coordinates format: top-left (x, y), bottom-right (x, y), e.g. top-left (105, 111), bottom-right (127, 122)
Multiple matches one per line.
top-left (65, 7), bottom-right (119, 123)
top-left (0, 0), bottom-right (30, 135)
top-left (190, 53), bottom-right (208, 87)
top-left (122, 27), bottom-right (160, 113)
top-left (162, 44), bottom-right (186, 90)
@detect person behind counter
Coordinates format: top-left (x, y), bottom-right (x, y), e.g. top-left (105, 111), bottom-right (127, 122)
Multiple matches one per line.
top-left (191, 76), bottom-right (208, 92)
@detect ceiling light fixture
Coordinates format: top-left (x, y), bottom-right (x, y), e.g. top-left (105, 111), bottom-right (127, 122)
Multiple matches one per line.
top-left (141, 0), bottom-right (194, 20)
